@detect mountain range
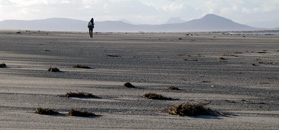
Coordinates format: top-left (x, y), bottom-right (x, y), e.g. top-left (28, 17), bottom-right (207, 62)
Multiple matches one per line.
top-left (0, 14), bottom-right (268, 32)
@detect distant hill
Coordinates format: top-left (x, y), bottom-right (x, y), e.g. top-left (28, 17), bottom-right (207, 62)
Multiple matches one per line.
top-left (0, 14), bottom-right (262, 32)
top-left (172, 14), bottom-right (259, 31)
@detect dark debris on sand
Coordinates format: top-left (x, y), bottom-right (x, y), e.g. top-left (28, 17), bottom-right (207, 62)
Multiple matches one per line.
top-left (167, 102), bottom-right (221, 116)
top-left (218, 57), bottom-right (227, 62)
top-left (168, 86), bottom-right (180, 90)
top-left (48, 67), bottom-right (60, 72)
top-left (142, 93), bottom-right (172, 100)
top-left (107, 54), bottom-right (120, 57)
top-left (64, 92), bottom-right (100, 98)
top-left (35, 108), bottom-right (60, 115)
top-left (68, 109), bottom-right (97, 117)
top-left (0, 63), bottom-right (7, 68)
top-left (73, 64), bottom-right (92, 69)
top-left (124, 82), bottom-right (136, 88)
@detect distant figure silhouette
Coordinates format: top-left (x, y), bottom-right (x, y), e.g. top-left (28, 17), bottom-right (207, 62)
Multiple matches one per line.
top-left (88, 18), bottom-right (94, 38)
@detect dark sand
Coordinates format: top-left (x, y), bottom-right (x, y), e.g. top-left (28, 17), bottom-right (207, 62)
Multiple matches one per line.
top-left (0, 31), bottom-right (279, 129)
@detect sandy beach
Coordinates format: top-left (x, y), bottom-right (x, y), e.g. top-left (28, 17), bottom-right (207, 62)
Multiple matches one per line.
top-left (0, 31), bottom-right (279, 130)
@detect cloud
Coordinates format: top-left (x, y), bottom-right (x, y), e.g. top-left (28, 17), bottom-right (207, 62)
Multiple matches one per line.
top-left (79, 0), bottom-right (161, 23)
top-left (162, 3), bottom-right (184, 12)
top-left (140, 0), bottom-right (203, 21)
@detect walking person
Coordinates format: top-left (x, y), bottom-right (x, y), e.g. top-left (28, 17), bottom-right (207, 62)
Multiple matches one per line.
top-left (88, 18), bottom-right (94, 38)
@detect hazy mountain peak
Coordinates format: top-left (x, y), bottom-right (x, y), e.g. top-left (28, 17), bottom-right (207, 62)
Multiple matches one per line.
top-left (119, 19), bottom-right (133, 24)
top-left (201, 14), bottom-right (231, 22)
top-left (203, 14), bottom-right (220, 18)
top-left (166, 17), bottom-right (186, 24)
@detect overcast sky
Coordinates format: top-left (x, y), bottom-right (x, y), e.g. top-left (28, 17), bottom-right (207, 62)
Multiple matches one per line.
top-left (0, 0), bottom-right (279, 27)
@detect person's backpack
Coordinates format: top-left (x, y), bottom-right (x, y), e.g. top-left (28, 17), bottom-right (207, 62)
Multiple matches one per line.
top-left (88, 21), bottom-right (94, 28)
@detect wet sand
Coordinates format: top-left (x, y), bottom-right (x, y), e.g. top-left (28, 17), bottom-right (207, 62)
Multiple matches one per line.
top-left (0, 31), bottom-right (279, 130)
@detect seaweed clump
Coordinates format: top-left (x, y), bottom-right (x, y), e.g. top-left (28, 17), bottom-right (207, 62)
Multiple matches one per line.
top-left (142, 93), bottom-right (172, 100)
top-left (168, 102), bottom-right (217, 116)
top-left (124, 82), bottom-right (136, 88)
top-left (73, 64), bottom-right (92, 69)
top-left (107, 54), bottom-right (120, 57)
top-left (68, 109), bottom-right (96, 117)
top-left (65, 92), bottom-right (99, 98)
top-left (218, 57), bottom-right (227, 62)
top-left (48, 67), bottom-right (60, 72)
top-left (35, 108), bottom-right (59, 115)
top-left (168, 86), bottom-right (180, 90)
top-left (0, 63), bottom-right (7, 68)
